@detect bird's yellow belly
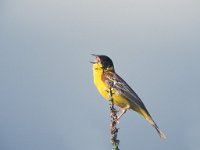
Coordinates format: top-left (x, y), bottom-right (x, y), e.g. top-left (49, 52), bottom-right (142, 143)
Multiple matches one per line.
top-left (94, 80), bottom-right (130, 108)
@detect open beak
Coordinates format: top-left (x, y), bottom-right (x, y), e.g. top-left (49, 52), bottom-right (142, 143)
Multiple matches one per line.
top-left (90, 54), bottom-right (100, 64)
top-left (91, 54), bottom-right (98, 57)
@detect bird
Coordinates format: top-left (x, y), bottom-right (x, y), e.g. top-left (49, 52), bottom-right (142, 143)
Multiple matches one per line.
top-left (91, 54), bottom-right (166, 139)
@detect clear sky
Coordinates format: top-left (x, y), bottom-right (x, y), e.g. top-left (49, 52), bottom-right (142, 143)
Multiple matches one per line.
top-left (1, 0), bottom-right (200, 150)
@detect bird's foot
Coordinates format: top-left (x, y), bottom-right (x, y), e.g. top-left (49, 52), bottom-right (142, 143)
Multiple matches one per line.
top-left (116, 105), bottom-right (130, 121)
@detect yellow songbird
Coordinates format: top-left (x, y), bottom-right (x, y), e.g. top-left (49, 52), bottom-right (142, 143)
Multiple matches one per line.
top-left (91, 54), bottom-right (166, 139)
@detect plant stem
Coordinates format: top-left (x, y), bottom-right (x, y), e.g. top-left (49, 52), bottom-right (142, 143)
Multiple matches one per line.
top-left (108, 88), bottom-right (120, 150)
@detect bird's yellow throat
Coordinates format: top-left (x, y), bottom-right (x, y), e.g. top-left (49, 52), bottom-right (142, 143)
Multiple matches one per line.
top-left (93, 63), bottom-right (110, 100)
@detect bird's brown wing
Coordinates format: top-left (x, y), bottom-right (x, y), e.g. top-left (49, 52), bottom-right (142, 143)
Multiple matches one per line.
top-left (103, 71), bottom-right (166, 139)
top-left (104, 71), bottom-right (149, 112)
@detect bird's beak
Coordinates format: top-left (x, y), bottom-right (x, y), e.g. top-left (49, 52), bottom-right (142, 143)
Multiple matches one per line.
top-left (90, 61), bottom-right (96, 64)
top-left (91, 54), bottom-right (98, 57)
top-left (90, 54), bottom-right (99, 64)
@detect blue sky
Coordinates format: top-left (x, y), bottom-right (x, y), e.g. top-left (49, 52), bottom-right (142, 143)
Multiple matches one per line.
top-left (1, 0), bottom-right (200, 150)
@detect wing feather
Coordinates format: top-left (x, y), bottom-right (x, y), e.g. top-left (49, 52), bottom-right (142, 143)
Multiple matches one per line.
top-left (105, 72), bottom-right (148, 111)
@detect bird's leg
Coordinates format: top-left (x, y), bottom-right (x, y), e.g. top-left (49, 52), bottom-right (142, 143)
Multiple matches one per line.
top-left (117, 105), bottom-right (130, 121)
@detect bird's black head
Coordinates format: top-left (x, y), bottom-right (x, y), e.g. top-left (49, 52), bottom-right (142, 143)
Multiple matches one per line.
top-left (92, 54), bottom-right (114, 70)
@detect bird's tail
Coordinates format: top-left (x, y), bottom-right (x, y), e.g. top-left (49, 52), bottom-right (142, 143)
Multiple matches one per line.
top-left (138, 108), bottom-right (166, 139)
top-left (152, 123), bottom-right (166, 139)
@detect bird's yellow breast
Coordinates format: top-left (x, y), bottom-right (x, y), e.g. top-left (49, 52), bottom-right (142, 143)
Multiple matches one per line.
top-left (93, 63), bottom-right (130, 108)
top-left (93, 63), bottom-right (109, 100)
